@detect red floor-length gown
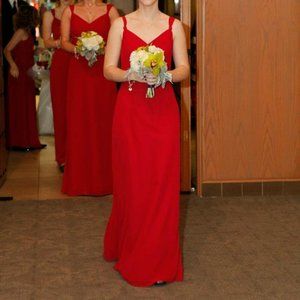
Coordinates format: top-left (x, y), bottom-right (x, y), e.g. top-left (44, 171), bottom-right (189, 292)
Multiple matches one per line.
top-left (104, 16), bottom-right (183, 287)
top-left (50, 9), bottom-right (70, 165)
top-left (7, 35), bottom-right (42, 149)
top-left (62, 4), bottom-right (117, 196)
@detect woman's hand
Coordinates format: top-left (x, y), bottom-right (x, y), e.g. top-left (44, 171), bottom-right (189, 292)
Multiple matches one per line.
top-left (128, 71), bottom-right (146, 83)
top-left (55, 39), bottom-right (61, 49)
top-left (144, 72), bottom-right (158, 86)
top-left (10, 64), bottom-right (19, 78)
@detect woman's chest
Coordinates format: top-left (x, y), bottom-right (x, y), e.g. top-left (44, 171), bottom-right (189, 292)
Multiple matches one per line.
top-left (70, 15), bottom-right (110, 40)
top-left (121, 30), bottom-right (173, 67)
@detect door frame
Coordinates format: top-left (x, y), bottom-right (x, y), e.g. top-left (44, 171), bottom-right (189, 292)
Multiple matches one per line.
top-left (180, 0), bottom-right (192, 192)
top-left (196, 0), bottom-right (204, 196)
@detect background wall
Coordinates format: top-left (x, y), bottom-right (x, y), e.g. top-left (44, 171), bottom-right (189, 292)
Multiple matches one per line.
top-left (197, 0), bottom-right (300, 195)
top-left (108, 0), bottom-right (135, 15)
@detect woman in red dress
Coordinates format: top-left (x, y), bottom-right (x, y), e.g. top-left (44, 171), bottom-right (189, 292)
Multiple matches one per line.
top-left (43, 0), bottom-right (73, 171)
top-left (60, 0), bottom-right (119, 195)
top-left (103, 0), bottom-right (190, 287)
top-left (4, 5), bottom-right (45, 151)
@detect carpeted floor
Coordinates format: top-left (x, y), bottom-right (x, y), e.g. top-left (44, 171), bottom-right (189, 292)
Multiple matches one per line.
top-left (0, 195), bottom-right (299, 299)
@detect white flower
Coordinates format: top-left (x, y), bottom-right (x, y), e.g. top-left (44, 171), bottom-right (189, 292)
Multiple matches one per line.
top-left (129, 51), bottom-right (142, 72)
top-left (148, 45), bottom-right (160, 53)
top-left (134, 50), bottom-right (148, 62)
top-left (130, 57), bottom-right (141, 72)
top-left (82, 36), bottom-right (101, 51)
top-left (130, 50), bottom-right (149, 72)
top-left (94, 35), bottom-right (103, 44)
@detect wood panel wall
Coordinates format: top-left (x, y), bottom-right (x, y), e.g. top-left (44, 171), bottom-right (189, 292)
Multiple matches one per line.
top-left (197, 0), bottom-right (300, 187)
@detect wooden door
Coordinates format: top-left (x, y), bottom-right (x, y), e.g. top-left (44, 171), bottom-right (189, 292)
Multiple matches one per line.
top-left (196, 0), bottom-right (300, 195)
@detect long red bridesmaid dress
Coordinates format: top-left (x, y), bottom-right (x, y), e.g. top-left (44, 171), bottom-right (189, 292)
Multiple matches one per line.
top-left (50, 9), bottom-right (70, 166)
top-left (62, 4), bottom-right (117, 196)
top-left (104, 16), bottom-right (183, 287)
top-left (7, 34), bottom-right (43, 149)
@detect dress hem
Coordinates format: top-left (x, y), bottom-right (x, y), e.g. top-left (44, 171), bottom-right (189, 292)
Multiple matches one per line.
top-left (61, 189), bottom-right (112, 197)
top-left (113, 264), bottom-right (183, 287)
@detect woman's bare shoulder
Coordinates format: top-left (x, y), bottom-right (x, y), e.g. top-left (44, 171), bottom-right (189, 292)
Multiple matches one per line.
top-left (159, 12), bottom-right (171, 21)
top-left (123, 11), bottom-right (136, 22)
top-left (170, 17), bottom-right (184, 32)
top-left (109, 16), bottom-right (125, 37)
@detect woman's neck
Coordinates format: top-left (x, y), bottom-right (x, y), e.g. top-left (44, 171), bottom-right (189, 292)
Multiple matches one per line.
top-left (137, 4), bottom-right (160, 21)
top-left (84, 0), bottom-right (98, 6)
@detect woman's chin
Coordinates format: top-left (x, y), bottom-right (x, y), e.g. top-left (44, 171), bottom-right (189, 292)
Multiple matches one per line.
top-left (138, 0), bottom-right (158, 7)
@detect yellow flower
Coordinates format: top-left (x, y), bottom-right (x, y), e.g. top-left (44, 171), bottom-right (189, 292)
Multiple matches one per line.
top-left (143, 51), bottom-right (166, 76)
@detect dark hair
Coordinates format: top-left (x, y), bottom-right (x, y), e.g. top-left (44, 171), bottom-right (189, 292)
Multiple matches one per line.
top-left (14, 4), bottom-right (39, 33)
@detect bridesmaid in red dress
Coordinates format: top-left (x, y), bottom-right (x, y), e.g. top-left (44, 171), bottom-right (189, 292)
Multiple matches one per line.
top-left (103, 0), bottom-right (190, 287)
top-left (43, 0), bottom-right (73, 171)
top-left (4, 5), bottom-right (45, 151)
top-left (60, 0), bottom-right (119, 195)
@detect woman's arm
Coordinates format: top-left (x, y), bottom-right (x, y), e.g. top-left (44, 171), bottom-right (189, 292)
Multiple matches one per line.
top-left (4, 29), bottom-right (25, 78)
top-left (143, 19), bottom-right (190, 86)
top-left (169, 19), bottom-right (190, 82)
top-left (104, 17), bottom-right (145, 83)
top-left (43, 10), bottom-right (60, 49)
top-left (103, 18), bottom-right (125, 81)
top-left (61, 7), bottom-right (76, 53)
top-left (109, 6), bottom-right (120, 24)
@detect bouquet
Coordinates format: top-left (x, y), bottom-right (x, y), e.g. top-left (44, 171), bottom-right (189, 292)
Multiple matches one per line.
top-left (75, 31), bottom-right (105, 67)
top-left (29, 48), bottom-right (53, 88)
top-left (35, 48), bottom-right (53, 69)
top-left (128, 45), bottom-right (172, 98)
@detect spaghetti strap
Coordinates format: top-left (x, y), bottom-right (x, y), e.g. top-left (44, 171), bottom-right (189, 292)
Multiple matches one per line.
top-left (122, 16), bottom-right (127, 29)
top-left (169, 17), bottom-right (175, 29)
top-left (107, 4), bottom-right (114, 14)
top-left (69, 5), bottom-right (74, 14)
top-left (51, 9), bottom-right (55, 17)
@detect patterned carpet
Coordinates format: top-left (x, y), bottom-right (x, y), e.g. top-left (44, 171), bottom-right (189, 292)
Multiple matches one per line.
top-left (0, 195), bottom-right (299, 299)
